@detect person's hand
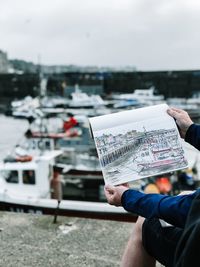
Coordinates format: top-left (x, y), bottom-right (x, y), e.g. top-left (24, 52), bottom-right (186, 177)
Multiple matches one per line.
top-left (104, 183), bottom-right (129, 206)
top-left (167, 107), bottom-right (193, 139)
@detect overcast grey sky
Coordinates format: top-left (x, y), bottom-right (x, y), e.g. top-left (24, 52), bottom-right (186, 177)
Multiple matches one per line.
top-left (1, 0), bottom-right (200, 70)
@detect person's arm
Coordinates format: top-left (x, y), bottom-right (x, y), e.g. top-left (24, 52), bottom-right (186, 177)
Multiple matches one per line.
top-left (104, 185), bottom-right (200, 228)
top-left (185, 123), bottom-right (200, 151)
top-left (121, 189), bottom-right (200, 228)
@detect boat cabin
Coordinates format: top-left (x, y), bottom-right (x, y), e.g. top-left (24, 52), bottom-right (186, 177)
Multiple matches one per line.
top-left (0, 150), bottom-right (62, 200)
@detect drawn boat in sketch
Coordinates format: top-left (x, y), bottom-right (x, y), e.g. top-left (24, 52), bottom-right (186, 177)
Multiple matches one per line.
top-left (133, 132), bottom-right (187, 175)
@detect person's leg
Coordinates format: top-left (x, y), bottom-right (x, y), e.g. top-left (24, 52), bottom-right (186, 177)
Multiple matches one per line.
top-left (121, 216), bottom-right (156, 267)
top-left (142, 218), bottom-right (183, 267)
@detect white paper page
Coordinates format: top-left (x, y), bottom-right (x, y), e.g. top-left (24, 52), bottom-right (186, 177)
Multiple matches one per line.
top-left (89, 104), bottom-right (188, 185)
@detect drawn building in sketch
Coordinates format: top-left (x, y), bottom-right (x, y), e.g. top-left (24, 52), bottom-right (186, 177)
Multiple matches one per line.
top-left (94, 127), bottom-right (188, 184)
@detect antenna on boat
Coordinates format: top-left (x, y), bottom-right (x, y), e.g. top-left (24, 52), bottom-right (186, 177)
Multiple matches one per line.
top-left (36, 54), bottom-right (48, 155)
top-left (37, 54), bottom-right (47, 98)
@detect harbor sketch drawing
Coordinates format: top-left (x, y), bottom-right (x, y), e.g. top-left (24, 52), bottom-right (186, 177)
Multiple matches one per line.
top-left (90, 104), bottom-right (188, 185)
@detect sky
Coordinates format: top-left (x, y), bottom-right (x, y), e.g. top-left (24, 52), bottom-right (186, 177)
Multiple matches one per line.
top-left (1, 0), bottom-right (200, 70)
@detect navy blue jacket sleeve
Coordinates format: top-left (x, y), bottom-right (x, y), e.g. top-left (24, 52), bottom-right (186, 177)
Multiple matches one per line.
top-left (121, 189), bottom-right (200, 228)
top-left (185, 124), bottom-right (200, 150)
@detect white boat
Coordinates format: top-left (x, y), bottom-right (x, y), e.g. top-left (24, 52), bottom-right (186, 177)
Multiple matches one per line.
top-left (10, 96), bottom-right (41, 119)
top-left (69, 92), bottom-right (105, 109)
top-left (0, 135), bottom-right (134, 221)
top-left (113, 86), bottom-right (165, 106)
top-left (0, 150), bottom-right (62, 199)
top-left (0, 153), bottom-right (134, 221)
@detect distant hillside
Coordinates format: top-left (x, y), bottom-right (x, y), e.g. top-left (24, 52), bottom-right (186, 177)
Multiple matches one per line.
top-left (9, 59), bottom-right (136, 74)
top-left (9, 59), bottom-right (38, 73)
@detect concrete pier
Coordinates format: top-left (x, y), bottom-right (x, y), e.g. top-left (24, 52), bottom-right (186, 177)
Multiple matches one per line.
top-left (0, 212), bottom-right (163, 266)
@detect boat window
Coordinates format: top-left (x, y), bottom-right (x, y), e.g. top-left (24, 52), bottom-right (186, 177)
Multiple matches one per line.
top-left (2, 170), bottom-right (19, 183)
top-left (45, 140), bottom-right (51, 150)
top-left (22, 170), bottom-right (35, 185)
top-left (38, 140), bottom-right (45, 150)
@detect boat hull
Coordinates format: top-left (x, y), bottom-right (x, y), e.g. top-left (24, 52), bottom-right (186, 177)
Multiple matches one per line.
top-left (0, 199), bottom-right (137, 223)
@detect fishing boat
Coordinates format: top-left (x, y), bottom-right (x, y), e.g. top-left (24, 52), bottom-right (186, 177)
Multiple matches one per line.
top-left (112, 86), bottom-right (165, 106)
top-left (0, 138), bottom-right (136, 222)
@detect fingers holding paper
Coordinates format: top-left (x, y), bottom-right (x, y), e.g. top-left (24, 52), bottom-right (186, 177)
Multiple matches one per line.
top-left (104, 183), bottom-right (129, 206)
top-left (167, 107), bottom-right (193, 138)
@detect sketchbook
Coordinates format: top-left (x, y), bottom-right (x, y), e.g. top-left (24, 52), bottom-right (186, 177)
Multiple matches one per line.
top-left (89, 104), bottom-right (188, 185)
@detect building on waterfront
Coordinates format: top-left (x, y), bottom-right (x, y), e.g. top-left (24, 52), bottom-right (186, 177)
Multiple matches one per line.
top-left (96, 128), bottom-right (183, 168)
top-left (1, 47), bottom-right (200, 102)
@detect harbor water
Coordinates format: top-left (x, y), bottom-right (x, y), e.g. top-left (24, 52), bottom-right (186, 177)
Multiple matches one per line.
top-left (0, 113), bottom-right (200, 198)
